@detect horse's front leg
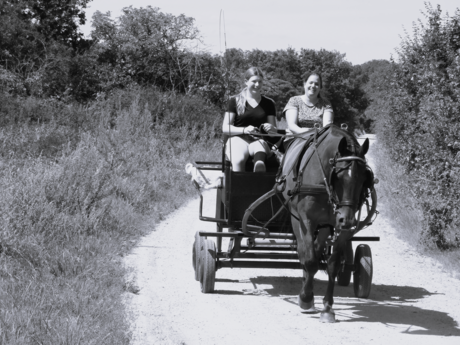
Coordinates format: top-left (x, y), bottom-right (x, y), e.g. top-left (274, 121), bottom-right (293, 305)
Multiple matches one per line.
top-left (292, 199), bottom-right (318, 313)
top-left (321, 230), bottom-right (354, 323)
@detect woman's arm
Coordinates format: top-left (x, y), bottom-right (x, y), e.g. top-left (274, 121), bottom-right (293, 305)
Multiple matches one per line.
top-left (222, 112), bottom-right (255, 136)
top-left (323, 109), bottom-right (334, 126)
top-left (261, 115), bottom-right (277, 134)
top-left (286, 109), bottom-right (310, 134)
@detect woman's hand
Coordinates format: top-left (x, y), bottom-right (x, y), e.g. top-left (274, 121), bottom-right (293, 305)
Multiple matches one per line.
top-left (285, 128), bottom-right (294, 137)
top-left (262, 123), bottom-right (277, 134)
top-left (244, 125), bottom-right (257, 134)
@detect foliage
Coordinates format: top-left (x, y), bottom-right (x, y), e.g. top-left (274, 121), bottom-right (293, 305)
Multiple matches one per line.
top-left (298, 49), bottom-right (369, 127)
top-left (372, 140), bottom-right (460, 275)
top-left (0, 0), bottom-right (93, 98)
top-left (1, 2), bottom-right (371, 117)
top-left (0, 87), bottom-right (221, 343)
top-left (213, 47), bottom-right (368, 127)
top-left (353, 59), bottom-right (392, 132)
top-left (4, 0), bottom-right (91, 46)
top-left (91, 6), bottom-right (202, 92)
top-left (374, 4), bottom-right (460, 249)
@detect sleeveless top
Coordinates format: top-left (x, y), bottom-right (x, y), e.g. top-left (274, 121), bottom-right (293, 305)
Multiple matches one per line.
top-left (283, 96), bottom-right (333, 128)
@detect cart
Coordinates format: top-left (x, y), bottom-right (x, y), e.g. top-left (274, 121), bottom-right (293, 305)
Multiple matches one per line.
top-left (192, 141), bottom-right (379, 298)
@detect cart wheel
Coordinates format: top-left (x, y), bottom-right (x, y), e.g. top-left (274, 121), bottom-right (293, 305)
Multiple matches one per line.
top-left (337, 241), bottom-right (353, 286)
top-left (193, 232), bottom-right (204, 281)
top-left (200, 239), bottom-right (216, 293)
top-left (353, 244), bottom-right (373, 298)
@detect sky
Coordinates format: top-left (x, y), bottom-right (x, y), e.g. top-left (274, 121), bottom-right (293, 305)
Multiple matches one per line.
top-left (80, 0), bottom-right (459, 65)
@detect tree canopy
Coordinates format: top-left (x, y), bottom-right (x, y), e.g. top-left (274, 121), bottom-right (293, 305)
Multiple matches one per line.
top-left (1, 3), bottom-right (371, 128)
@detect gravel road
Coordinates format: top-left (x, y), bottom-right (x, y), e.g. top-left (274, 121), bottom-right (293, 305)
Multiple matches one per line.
top-left (124, 138), bottom-right (460, 345)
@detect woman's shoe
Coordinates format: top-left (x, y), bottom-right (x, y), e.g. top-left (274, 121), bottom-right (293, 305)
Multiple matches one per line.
top-left (253, 161), bottom-right (266, 173)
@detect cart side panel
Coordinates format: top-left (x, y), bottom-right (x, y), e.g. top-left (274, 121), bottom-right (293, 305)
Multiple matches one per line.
top-left (226, 171), bottom-right (284, 224)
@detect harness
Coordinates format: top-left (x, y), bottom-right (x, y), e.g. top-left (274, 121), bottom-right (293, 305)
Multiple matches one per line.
top-left (278, 126), bottom-right (370, 212)
top-left (241, 125), bottom-right (376, 238)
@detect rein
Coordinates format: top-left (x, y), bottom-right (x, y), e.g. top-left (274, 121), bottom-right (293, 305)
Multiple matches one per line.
top-left (307, 128), bottom-right (368, 210)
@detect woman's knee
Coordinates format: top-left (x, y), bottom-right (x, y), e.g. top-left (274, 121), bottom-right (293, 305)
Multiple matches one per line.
top-left (249, 140), bottom-right (271, 155)
top-left (225, 137), bottom-right (249, 162)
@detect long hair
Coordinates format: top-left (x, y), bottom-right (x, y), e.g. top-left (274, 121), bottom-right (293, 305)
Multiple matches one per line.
top-left (235, 67), bottom-right (265, 116)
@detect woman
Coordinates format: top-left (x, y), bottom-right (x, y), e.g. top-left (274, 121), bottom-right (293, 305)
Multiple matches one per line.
top-left (222, 67), bottom-right (277, 172)
top-left (283, 72), bottom-right (334, 134)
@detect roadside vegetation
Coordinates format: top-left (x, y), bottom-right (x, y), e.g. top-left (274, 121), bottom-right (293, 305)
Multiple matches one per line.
top-left (360, 4), bottom-right (460, 275)
top-left (0, 88), bottom-right (221, 343)
top-left (1, 0), bottom-right (459, 343)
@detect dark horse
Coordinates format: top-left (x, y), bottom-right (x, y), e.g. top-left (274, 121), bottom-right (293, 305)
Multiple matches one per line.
top-left (278, 124), bottom-right (371, 323)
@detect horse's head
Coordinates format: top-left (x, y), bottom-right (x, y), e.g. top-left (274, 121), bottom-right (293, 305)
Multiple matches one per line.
top-left (332, 137), bottom-right (372, 230)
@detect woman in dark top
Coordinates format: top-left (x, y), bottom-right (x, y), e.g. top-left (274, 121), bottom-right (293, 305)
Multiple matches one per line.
top-left (222, 67), bottom-right (277, 172)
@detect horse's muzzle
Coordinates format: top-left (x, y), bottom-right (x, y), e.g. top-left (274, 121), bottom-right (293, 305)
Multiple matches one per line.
top-left (335, 208), bottom-right (357, 229)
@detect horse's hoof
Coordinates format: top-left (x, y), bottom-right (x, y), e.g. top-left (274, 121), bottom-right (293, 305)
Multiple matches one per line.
top-left (298, 296), bottom-right (317, 313)
top-left (319, 310), bottom-right (336, 323)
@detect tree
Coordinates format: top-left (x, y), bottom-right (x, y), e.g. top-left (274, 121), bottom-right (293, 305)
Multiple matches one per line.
top-left (91, 6), bottom-right (201, 91)
top-left (299, 49), bottom-right (369, 127)
top-left (0, 0), bottom-right (93, 97)
top-left (353, 59), bottom-right (392, 131)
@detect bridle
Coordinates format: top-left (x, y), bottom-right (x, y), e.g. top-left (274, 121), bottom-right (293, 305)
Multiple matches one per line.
top-left (327, 155), bottom-right (368, 208)
top-left (312, 130), bottom-right (369, 211)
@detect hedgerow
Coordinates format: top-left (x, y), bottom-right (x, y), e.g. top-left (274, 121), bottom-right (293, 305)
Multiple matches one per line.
top-left (375, 4), bottom-right (460, 249)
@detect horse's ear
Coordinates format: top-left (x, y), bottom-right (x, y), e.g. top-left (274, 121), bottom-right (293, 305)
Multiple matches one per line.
top-left (338, 137), bottom-right (348, 155)
top-left (360, 138), bottom-right (369, 156)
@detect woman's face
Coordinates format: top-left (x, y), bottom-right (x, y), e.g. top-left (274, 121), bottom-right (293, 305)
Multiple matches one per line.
top-left (245, 75), bottom-right (263, 95)
top-left (304, 75), bottom-right (321, 97)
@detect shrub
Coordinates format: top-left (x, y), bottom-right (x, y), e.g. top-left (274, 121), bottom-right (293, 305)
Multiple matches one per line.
top-left (375, 4), bottom-right (460, 249)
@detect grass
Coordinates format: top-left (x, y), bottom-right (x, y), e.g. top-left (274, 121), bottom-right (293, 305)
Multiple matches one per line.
top-left (0, 87), bottom-right (222, 344)
top-left (372, 141), bottom-right (460, 279)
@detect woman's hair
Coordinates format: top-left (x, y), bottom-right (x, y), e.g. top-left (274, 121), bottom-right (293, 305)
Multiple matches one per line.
top-left (235, 67), bottom-right (265, 116)
top-left (302, 71), bottom-right (323, 89)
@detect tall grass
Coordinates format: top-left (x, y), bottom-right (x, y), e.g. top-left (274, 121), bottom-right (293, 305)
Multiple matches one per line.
top-left (0, 87), bottom-right (222, 343)
top-left (372, 141), bottom-right (460, 277)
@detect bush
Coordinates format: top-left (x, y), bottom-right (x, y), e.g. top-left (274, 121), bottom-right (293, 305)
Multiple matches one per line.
top-left (375, 4), bottom-right (460, 249)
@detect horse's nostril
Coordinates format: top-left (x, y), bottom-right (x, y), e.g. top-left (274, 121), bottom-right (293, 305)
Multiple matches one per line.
top-left (339, 218), bottom-right (344, 223)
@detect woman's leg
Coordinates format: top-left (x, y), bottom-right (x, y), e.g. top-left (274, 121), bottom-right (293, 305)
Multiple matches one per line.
top-left (225, 136), bottom-right (250, 172)
top-left (248, 140), bottom-right (271, 172)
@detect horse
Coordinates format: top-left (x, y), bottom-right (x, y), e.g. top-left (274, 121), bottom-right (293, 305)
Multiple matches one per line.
top-left (277, 124), bottom-right (372, 323)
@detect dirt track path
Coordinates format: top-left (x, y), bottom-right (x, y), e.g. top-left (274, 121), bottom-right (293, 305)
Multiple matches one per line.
top-left (124, 139), bottom-right (460, 345)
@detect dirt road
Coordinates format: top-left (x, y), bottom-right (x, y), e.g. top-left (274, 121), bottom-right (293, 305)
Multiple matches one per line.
top-left (124, 138), bottom-right (460, 345)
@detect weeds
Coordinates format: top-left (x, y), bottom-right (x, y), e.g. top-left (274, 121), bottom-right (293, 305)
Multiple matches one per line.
top-left (0, 86), bottom-right (221, 343)
top-left (373, 141), bottom-right (460, 277)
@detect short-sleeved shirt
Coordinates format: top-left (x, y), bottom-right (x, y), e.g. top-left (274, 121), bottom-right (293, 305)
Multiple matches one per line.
top-left (283, 96), bottom-right (333, 128)
top-left (226, 95), bottom-right (276, 128)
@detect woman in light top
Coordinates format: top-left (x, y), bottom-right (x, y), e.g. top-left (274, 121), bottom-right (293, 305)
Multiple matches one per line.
top-left (222, 67), bottom-right (277, 172)
top-left (284, 72), bottom-right (334, 134)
